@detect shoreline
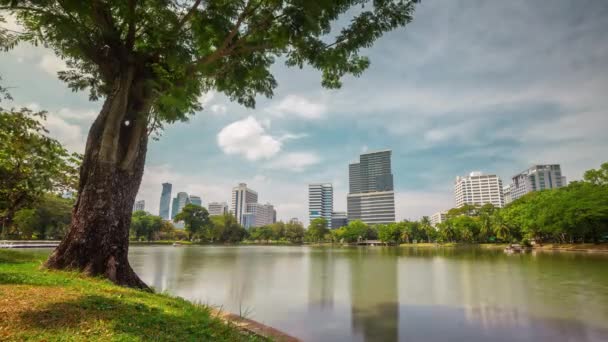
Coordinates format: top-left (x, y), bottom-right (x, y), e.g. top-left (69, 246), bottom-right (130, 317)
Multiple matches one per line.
top-left (398, 242), bottom-right (608, 253)
top-left (0, 249), bottom-right (298, 341)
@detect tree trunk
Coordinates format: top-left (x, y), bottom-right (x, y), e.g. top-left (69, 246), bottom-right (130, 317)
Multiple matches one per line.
top-left (45, 72), bottom-right (151, 289)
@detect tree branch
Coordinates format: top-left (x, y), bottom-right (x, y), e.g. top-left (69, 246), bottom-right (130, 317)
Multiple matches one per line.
top-left (174, 0), bottom-right (203, 33)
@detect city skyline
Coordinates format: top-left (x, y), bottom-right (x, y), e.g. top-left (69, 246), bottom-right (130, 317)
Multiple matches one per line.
top-left (4, 1), bottom-right (606, 225)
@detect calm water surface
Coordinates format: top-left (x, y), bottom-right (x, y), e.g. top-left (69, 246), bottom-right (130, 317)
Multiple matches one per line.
top-left (125, 246), bottom-right (608, 341)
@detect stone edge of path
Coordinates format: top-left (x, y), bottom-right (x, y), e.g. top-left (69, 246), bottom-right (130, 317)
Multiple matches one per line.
top-left (211, 308), bottom-right (301, 342)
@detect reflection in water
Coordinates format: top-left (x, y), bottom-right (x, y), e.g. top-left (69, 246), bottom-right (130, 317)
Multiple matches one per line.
top-left (123, 246), bottom-right (608, 342)
top-left (349, 248), bottom-right (398, 341)
top-left (308, 248), bottom-right (335, 309)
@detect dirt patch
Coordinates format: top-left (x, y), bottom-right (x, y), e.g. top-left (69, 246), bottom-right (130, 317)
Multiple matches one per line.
top-left (0, 285), bottom-right (80, 339)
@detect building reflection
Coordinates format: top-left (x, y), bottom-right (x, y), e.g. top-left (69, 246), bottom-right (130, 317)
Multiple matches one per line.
top-left (349, 247), bottom-right (399, 341)
top-left (308, 248), bottom-right (335, 309)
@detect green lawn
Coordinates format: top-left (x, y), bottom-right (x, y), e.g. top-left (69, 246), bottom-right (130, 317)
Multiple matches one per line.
top-left (0, 249), bottom-right (266, 342)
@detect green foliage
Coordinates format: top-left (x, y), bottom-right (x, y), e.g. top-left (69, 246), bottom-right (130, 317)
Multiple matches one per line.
top-left (0, 250), bottom-right (266, 341)
top-left (209, 213), bottom-right (247, 243)
top-left (0, 107), bottom-right (79, 236)
top-left (10, 193), bottom-right (73, 240)
top-left (306, 217), bottom-right (328, 242)
top-left (582, 162), bottom-right (608, 186)
top-left (1, 0), bottom-right (421, 123)
top-left (173, 204), bottom-right (210, 240)
top-left (339, 220), bottom-right (368, 243)
top-left (432, 163), bottom-right (608, 244)
top-left (130, 211), bottom-right (163, 242)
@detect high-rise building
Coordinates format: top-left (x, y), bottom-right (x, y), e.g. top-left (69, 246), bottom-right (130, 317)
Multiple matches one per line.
top-left (309, 183), bottom-right (334, 228)
top-left (231, 183), bottom-right (258, 225)
top-left (503, 184), bottom-right (513, 204)
top-left (454, 171), bottom-right (504, 208)
top-left (159, 183), bottom-right (172, 220)
top-left (208, 202), bottom-right (229, 216)
top-left (331, 211), bottom-right (348, 229)
top-left (171, 191), bottom-right (190, 219)
top-left (430, 211), bottom-right (447, 227)
top-left (189, 195), bottom-right (202, 206)
top-left (133, 200), bottom-right (145, 212)
top-left (508, 164), bottom-right (566, 203)
top-left (347, 150), bottom-right (396, 225)
top-left (243, 203), bottom-right (275, 228)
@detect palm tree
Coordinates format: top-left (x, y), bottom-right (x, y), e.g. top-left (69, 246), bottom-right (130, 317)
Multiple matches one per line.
top-left (492, 213), bottom-right (511, 242)
top-left (420, 216), bottom-right (433, 243)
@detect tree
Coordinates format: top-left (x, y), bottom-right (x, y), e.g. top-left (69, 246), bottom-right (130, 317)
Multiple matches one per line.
top-left (11, 194), bottom-right (73, 239)
top-left (130, 210), bottom-right (162, 241)
top-left (1, 0), bottom-right (421, 287)
top-left (582, 162), bottom-right (608, 186)
top-left (0, 108), bottom-right (79, 238)
top-left (174, 204), bottom-right (210, 240)
top-left (210, 213), bottom-right (246, 243)
top-left (342, 220), bottom-right (368, 243)
top-left (285, 221), bottom-right (305, 244)
top-left (377, 223), bottom-right (402, 245)
top-left (306, 217), bottom-right (328, 243)
top-left (420, 216), bottom-right (433, 243)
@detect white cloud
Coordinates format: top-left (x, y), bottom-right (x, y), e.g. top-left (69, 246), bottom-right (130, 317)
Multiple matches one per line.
top-left (43, 115), bottom-right (86, 153)
top-left (38, 54), bottom-right (67, 76)
top-left (210, 104), bottom-right (227, 115)
top-left (57, 107), bottom-right (98, 120)
top-left (268, 95), bottom-right (327, 119)
top-left (217, 116), bottom-right (282, 161)
top-left (198, 91), bottom-right (215, 106)
top-left (266, 152), bottom-right (321, 172)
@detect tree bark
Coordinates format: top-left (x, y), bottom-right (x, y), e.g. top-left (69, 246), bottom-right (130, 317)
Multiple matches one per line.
top-left (45, 72), bottom-right (151, 289)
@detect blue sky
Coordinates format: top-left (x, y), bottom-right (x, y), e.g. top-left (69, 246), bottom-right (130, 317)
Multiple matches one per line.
top-left (1, 0), bottom-right (607, 224)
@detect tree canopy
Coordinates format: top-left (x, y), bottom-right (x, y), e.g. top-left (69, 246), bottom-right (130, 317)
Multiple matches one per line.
top-left (173, 203), bottom-right (210, 239)
top-left (0, 107), bottom-right (79, 236)
top-left (1, 0), bottom-right (420, 123)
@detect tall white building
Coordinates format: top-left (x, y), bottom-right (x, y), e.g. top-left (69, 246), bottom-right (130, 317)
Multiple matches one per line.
top-left (454, 171), bottom-right (505, 208)
top-left (133, 200), bottom-right (145, 212)
top-left (243, 203), bottom-right (275, 228)
top-left (347, 150), bottom-right (396, 224)
top-left (508, 164), bottom-right (566, 203)
top-left (309, 183), bottom-right (334, 228)
top-left (231, 183), bottom-right (258, 226)
top-left (208, 202), bottom-right (228, 216)
top-left (430, 211), bottom-right (447, 227)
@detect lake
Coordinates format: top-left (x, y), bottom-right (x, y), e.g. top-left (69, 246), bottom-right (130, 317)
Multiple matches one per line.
top-left (123, 245), bottom-right (608, 341)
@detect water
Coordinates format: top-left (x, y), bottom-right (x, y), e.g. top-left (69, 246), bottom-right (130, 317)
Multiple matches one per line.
top-left (125, 246), bottom-right (608, 341)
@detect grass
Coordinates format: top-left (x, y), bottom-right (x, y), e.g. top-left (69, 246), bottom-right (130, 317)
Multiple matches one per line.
top-left (0, 249), bottom-right (266, 342)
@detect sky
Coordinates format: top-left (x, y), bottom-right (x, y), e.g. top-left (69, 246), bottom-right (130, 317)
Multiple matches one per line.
top-left (1, 0), bottom-right (607, 225)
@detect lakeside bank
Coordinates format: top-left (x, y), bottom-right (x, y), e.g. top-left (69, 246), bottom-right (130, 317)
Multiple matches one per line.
top-left (0, 249), bottom-right (297, 342)
top-left (399, 242), bottom-right (608, 253)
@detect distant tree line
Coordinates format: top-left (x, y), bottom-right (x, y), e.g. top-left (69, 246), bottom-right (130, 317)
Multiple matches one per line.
top-left (413, 163), bottom-right (608, 245)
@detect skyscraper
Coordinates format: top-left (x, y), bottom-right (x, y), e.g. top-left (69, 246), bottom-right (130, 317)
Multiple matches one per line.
top-left (331, 211), bottom-right (348, 229)
top-left (171, 191), bottom-right (190, 219)
top-left (243, 202), bottom-right (276, 228)
top-left (208, 202), bottom-right (229, 216)
top-left (231, 183), bottom-right (258, 225)
top-left (133, 200), bottom-right (145, 212)
top-left (347, 150), bottom-right (396, 224)
top-left (454, 171), bottom-right (504, 208)
top-left (309, 183), bottom-right (334, 228)
top-left (159, 183), bottom-right (172, 220)
top-left (189, 195), bottom-right (202, 206)
top-left (508, 164), bottom-right (566, 203)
